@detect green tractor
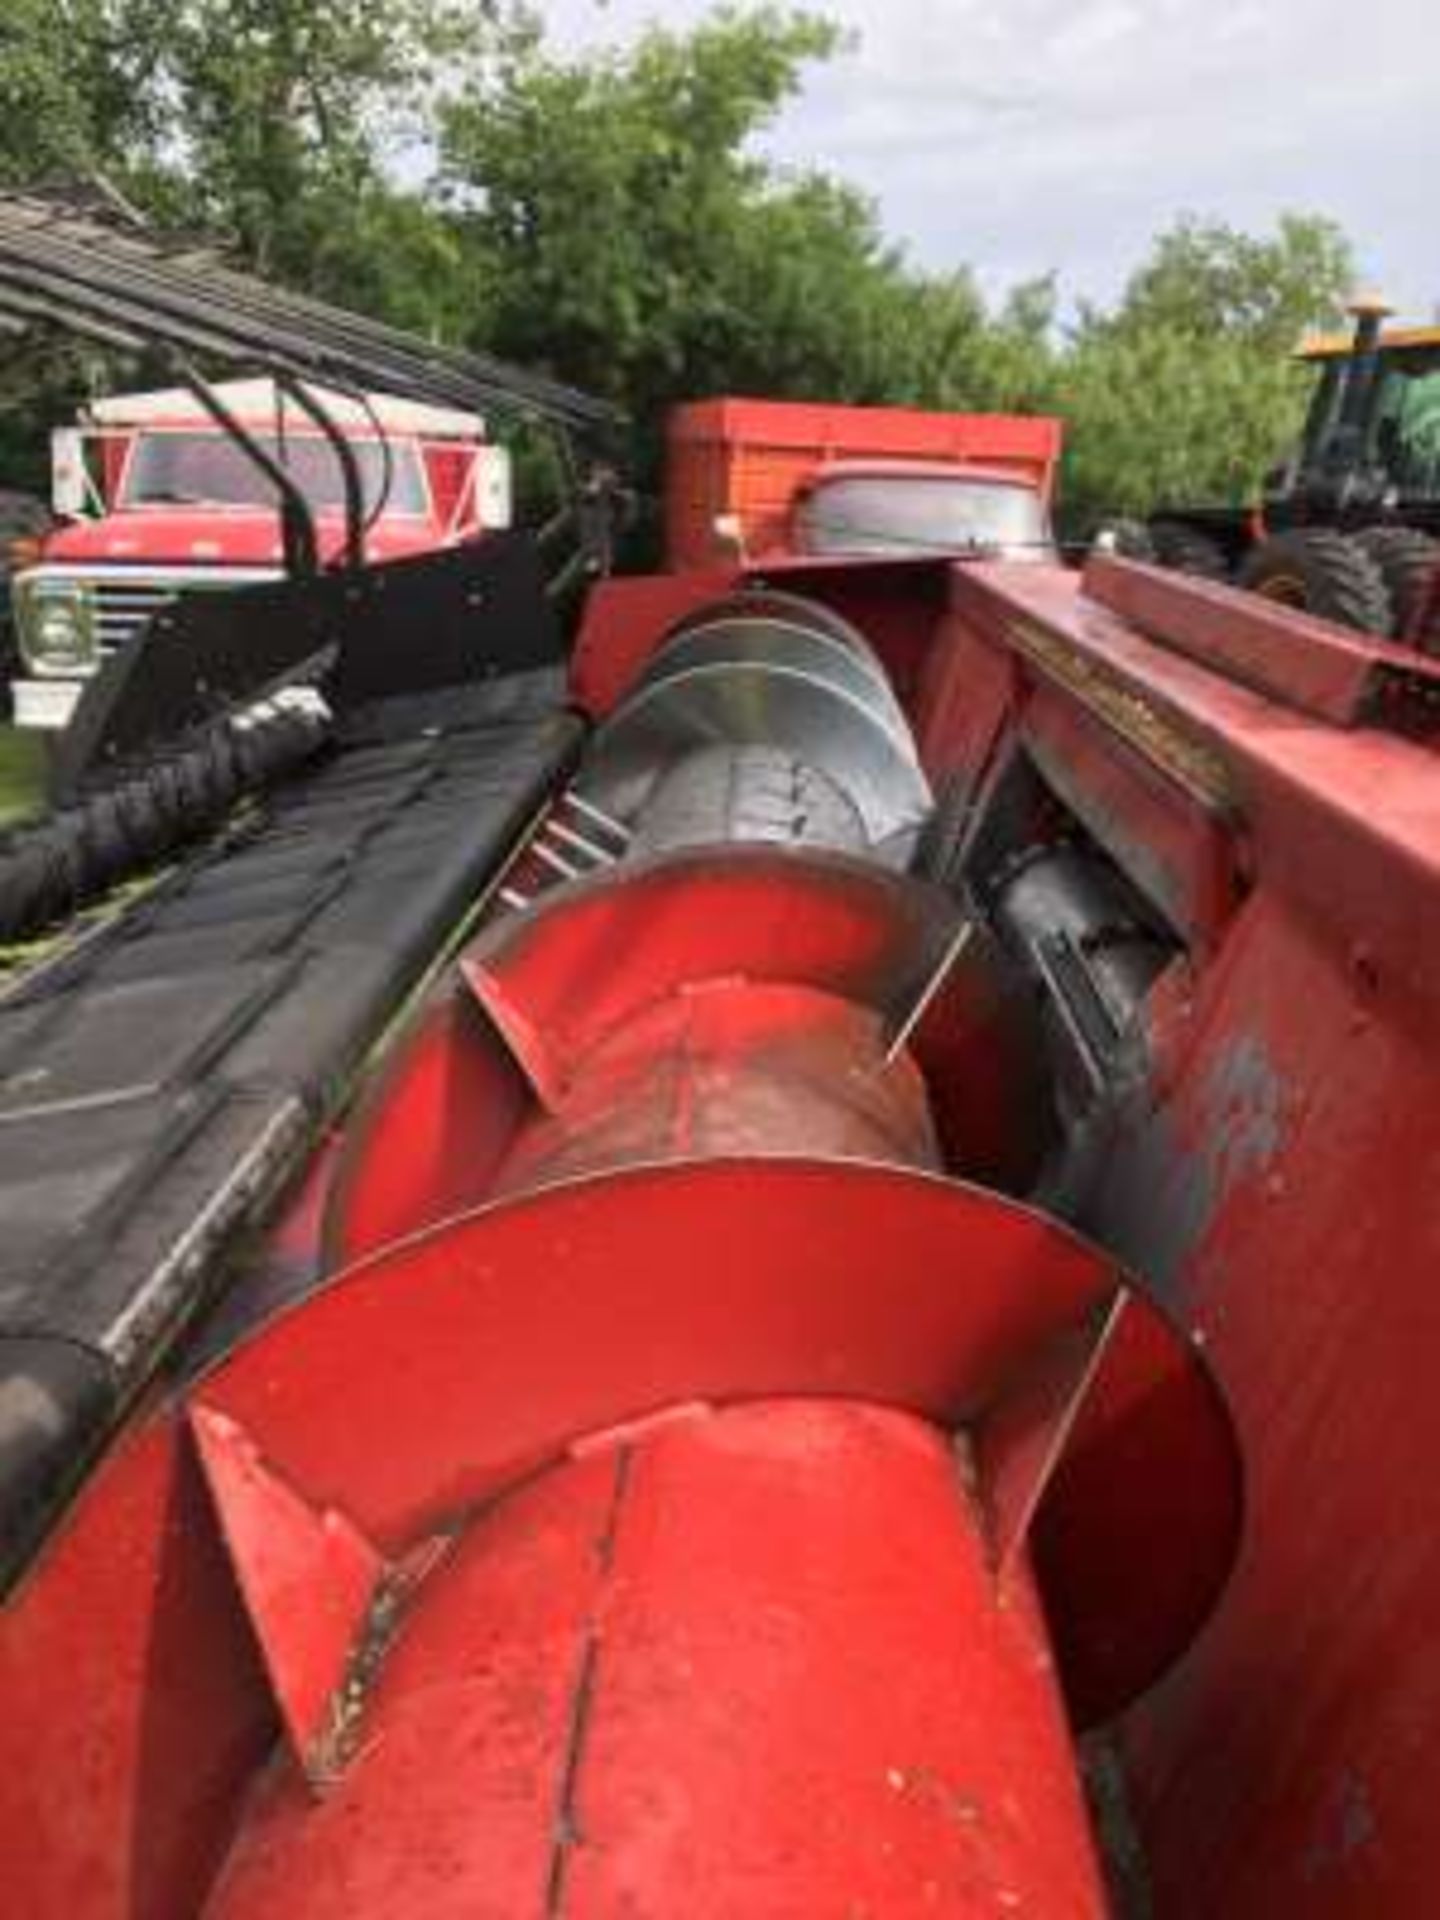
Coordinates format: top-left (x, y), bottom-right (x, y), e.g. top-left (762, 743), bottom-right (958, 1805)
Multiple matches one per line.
top-left (1140, 298), bottom-right (1440, 644)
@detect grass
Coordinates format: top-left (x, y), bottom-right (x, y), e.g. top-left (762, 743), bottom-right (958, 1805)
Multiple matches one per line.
top-left (0, 725), bottom-right (46, 829)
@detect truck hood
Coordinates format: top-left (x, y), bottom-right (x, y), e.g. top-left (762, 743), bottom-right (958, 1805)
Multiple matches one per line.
top-left (42, 509), bottom-right (439, 569)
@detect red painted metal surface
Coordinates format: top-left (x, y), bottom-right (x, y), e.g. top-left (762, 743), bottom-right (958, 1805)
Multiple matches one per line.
top-left (571, 569), bottom-right (740, 717)
top-left (1110, 888), bottom-right (1440, 1916)
top-left (206, 1401), bottom-right (1106, 1918)
top-left (1026, 1293), bottom-right (1245, 1730)
top-left (0, 560), bottom-right (1271, 1917)
top-left (323, 982), bottom-right (532, 1268)
top-left (913, 605), bottom-right (1019, 788)
top-left (0, 1165), bottom-right (1235, 1916)
top-left (327, 843), bottom-right (1038, 1263)
top-left (1085, 549), bottom-right (1440, 728)
top-left (458, 844), bottom-right (962, 1108)
top-left (190, 1404), bottom-right (388, 1784)
top-left (948, 561), bottom-right (1440, 956)
top-left (490, 982), bottom-right (941, 1191)
top-left (905, 922), bottom-right (1055, 1195)
top-left (0, 1422), bottom-right (275, 1920)
top-left (912, 555), bottom-right (1440, 1911)
top-left (288, 774), bottom-right (1236, 1729)
top-left (980, 1300), bottom-right (1120, 1576)
top-left (571, 554), bottom-right (954, 725)
top-left (201, 1161), bottom-right (1120, 1542)
top-left (199, 1155), bottom-right (1238, 1732)
top-left (12, 466), bottom-right (1440, 1919)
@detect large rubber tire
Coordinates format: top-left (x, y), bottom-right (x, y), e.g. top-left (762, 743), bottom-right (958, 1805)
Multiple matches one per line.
top-left (1354, 526), bottom-right (1440, 641)
top-left (1238, 529), bottom-right (1393, 636)
top-left (1149, 521), bottom-right (1231, 579)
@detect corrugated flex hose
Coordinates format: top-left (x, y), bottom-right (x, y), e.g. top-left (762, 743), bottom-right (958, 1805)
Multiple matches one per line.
top-left (0, 692), bottom-right (331, 944)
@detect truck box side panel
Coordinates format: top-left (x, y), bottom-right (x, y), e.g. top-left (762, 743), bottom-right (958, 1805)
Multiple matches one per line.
top-left (665, 398), bottom-right (1062, 569)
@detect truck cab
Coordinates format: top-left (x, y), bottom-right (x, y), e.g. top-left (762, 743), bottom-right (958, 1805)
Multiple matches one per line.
top-left (664, 397), bottom-right (1062, 570)
top-left (1292, 322), bottom-right (1440, 513)
top-left (10, 378), bottom-right (513, 729)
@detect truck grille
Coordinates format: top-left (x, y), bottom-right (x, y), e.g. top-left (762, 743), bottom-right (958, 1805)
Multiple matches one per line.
top-left (67, 566), bottom-right (281, 654)
top-left (93, 577), bottom-right (183, 652)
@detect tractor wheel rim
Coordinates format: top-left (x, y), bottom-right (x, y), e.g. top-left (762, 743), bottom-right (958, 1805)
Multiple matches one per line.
top-left (1255, 572), bottom-right (1308, 607)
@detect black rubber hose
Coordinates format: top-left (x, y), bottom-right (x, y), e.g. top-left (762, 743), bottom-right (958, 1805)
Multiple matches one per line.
top-left (0, 702), bottom-right (330, 944)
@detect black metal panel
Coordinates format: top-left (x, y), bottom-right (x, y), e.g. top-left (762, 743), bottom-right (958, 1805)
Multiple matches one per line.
top-left (329, 535), bottom-right (566, 707)
top-left (56, 532), bottom-right (563, 792)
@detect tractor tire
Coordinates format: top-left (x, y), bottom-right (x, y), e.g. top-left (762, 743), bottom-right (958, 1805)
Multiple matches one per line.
top-left (1354, 527), bottom-right (1440, 642)
top-left (1149, 521), bottom-right (1231, 579)
top-left (1238, 529), bottom-right (1393, 636)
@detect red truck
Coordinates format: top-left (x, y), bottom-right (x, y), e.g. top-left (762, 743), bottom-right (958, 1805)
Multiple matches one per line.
top-left (664, 395), bottom-right (1062, 568)
top-left (9, 378), bottom-right (513, 730)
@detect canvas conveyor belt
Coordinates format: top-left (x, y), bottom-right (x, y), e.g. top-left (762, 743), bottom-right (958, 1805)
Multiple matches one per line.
top-left (0, 673), bottom-right (581, 1586)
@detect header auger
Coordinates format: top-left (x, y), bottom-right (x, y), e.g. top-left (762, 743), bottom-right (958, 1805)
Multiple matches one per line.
top-left (0, 586), bottom-right (1239, 1917)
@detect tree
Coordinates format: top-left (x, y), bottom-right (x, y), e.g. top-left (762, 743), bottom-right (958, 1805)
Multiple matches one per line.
top-left (1099, 212), bottom-right (1353, 355)
top-left (0, 0), bottom-right (484, 307)
top-left (1059, 324), bottom-right (1309, 521)
top-left (436, 5), bottom-right (1057, 492)
top-left (441, 8), bottom-right (845, 401)
top-left (0, 1), bottom-right (1367, 531)
top-left (142, 0), bottom-right (473, 286)
top-left (0, 0), bottom-right (489, 485)
top-left (1058, 214), bottom-right (1356, 523)
top-left (0, 0), bottom-right (167, 185)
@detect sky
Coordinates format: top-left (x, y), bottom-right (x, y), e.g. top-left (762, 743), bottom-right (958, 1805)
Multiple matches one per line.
top-left (542, 0), bottom-right (1437, 319)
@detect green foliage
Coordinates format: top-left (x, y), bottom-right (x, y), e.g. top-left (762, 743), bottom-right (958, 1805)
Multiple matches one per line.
top-left (152, 0), bottom-right (458, 273)
top-left (1056, 215), bottom-right (1353, 521)
top-left (0, 0), bottom-right (165, 184)
top-left (1058, 325), bottom-right (1313, 520)
top-left (436, 8), bottom-right (1073, 487)
top-left (440, 10), bottom-right (855, 400)
top-left (0, 0), bottom-right (1362, 525)
top-left (1095, 212), bottom-right (1353, 355)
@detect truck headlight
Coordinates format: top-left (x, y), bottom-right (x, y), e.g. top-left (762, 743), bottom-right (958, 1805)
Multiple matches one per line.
top-left (15, 581), bottom-right (97, 675)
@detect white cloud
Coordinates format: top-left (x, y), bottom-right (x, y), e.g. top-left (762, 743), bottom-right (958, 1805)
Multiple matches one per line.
top-left (539, 0), bottom-right (1440, 316)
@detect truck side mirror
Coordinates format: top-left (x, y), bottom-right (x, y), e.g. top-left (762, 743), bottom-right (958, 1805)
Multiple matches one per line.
top-left (50, 427), bottom-right (92, 520)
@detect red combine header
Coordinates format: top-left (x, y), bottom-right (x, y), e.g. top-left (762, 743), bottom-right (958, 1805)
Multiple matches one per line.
top-left (0, 191), bottom-right (1437, 1919)
top-left (0, 579), bottom-right (1239, 1917)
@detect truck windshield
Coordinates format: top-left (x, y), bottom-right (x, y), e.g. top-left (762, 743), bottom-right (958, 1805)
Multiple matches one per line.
top-left (796, 474), bottom-right (1047, 556)
top-left (121, 430), bottom-right (428, 516)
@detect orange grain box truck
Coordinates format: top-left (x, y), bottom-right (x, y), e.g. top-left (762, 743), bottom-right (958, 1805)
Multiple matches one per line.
top-left (665, 396), bottom-right (1063, 570)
